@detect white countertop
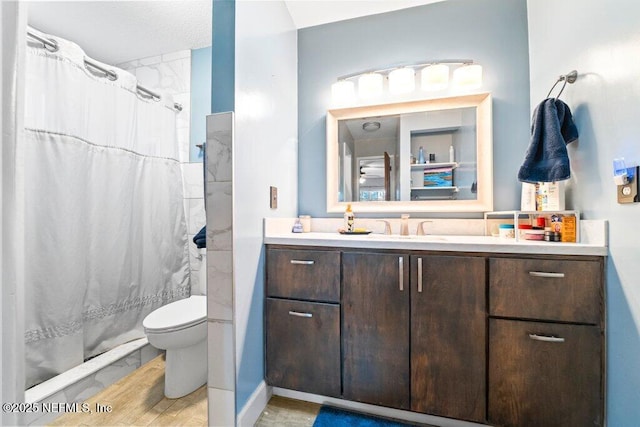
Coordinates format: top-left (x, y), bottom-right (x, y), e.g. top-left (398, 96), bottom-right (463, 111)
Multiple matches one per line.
top-left (264, 218), bottom-right (608, 256)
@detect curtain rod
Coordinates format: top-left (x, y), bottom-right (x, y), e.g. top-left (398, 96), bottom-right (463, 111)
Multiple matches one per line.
top-left (26, 30), bottom-right (183, 112)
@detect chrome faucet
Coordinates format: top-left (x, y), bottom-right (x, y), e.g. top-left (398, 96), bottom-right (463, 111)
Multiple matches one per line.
top-left (400, 214), bottom-right (410, 236)
top-left (416, 220), bottom-right (433, 236)
top-left (377, 220), bottom-right (392, 235)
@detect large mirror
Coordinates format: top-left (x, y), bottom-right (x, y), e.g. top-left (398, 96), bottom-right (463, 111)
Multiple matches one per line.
top-left (327, 93), bottom-right (493, 213)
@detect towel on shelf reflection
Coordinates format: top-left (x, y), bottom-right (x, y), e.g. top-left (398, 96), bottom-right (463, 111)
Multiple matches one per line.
top-left (518, 98), bottom-right (578, 183)
top-left (193, 226), bottom-right (206, 248)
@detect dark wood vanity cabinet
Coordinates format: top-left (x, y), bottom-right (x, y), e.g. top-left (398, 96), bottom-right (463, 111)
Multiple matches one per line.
top-left (265, 298), bottom-right (340, 397)
top-left (411, 255), bottom-right (486, 422)
top-left (265, 248), bottom-right (341, 397)
top-left (265, 246), bottom-right (605, 427)
top-left (266, 248), bottom-right (340, 302)
top-left (488, 257), bottom-right (605, 427)
top-left (342, 252), bottom-right (411, 409)
top-left (342, 252), bottom-right (486, 422)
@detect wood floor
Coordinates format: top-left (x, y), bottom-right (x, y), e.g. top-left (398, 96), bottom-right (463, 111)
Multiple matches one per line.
top-left (255, 396), bottom-right (321, 427)
top-left (49, 355), bottom-right (207, 426)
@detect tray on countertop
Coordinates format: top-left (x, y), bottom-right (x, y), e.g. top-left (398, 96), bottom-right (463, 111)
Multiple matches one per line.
top-left (339, 229), bottom-right (372, 235)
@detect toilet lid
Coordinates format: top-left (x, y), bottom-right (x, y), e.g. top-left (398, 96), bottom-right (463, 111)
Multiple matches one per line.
top-left (143, 296), bottom-right (206, 332)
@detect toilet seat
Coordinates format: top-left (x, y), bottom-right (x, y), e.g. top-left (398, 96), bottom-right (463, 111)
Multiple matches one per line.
top-left (143, 295), bottom-right (206, 333)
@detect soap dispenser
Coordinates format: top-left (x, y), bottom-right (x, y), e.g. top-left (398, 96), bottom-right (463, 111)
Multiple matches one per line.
top-left (344, 204), bottom-right (354, 232)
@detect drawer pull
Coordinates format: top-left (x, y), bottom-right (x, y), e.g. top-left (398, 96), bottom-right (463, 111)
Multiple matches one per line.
top-left (417, 257), bottom-right (423, 293)
top-left (288, 311), bottom-right (313, 318)
top-left (290, 260), bottom-right (315, 265)
top-left (529, 271), bottom-right (565, 278)
top-left (399, 257), bottom-right (404, 291)
top-left (529, 333), bottom-right (565, 343)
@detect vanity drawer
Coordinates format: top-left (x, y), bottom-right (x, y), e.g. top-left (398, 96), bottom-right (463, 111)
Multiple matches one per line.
top-left (266, 248), bottom-right (340, 302)
top-left (489, 258), bottom-right (602, 324)
top-left (265, 298), bottom-right (341, 397)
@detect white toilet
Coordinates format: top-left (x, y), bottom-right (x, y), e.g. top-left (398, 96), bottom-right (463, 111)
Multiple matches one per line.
top-left (143, 249), bottom-right (207, 398)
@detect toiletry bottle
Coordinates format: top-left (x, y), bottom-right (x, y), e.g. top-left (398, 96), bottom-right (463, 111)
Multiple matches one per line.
top-left (449, 145), bottom-right (455, 162)
top-left (292, 218), bottom-right (303, 233)
top-left (418, 146), bottom-right (425, 164)
top-left (344, 204), bottom-right (354, 232)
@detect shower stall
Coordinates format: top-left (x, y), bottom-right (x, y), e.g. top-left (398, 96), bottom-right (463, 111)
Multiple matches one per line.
top-left (23, 27), bottom-right (190, 391)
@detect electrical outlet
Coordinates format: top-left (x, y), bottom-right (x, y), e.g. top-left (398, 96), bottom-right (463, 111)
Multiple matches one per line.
top-left (270, 186), bottom-right (278, 209)
top-left (617, 166), bottom-right (639, 203)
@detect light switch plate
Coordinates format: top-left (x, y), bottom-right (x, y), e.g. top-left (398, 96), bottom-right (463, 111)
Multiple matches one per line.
top-left (270, 186), bottom-right (278, 209)
top-left (617, 166), bottom-right (639, 203)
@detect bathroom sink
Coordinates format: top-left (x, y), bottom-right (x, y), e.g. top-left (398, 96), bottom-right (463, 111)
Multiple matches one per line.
top-left (365, 234), bottom-right (449, 242)
top-left (415, 235), bottom-right (449, 242)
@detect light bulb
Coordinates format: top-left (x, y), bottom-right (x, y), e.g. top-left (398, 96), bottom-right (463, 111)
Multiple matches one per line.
top-left (453, 64), bottom-right (483, 89)
top-left (331, 80), bottom-right (355, 106)
top-left (358, 73), bottom-right (383, 99)
top-left (421, 64), bottom-right (449, 91)
top-left (388, 68), bottom-right (415, 94)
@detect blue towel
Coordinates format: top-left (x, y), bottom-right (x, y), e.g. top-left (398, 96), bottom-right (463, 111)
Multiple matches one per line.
top-left (193, 226), bottom-right (206, 249)
top-left (518, 98), bottom-right (578, 183)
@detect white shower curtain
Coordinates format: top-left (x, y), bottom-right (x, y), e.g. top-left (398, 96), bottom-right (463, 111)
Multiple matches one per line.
top-left (23, 28), bottom-right (190, 388)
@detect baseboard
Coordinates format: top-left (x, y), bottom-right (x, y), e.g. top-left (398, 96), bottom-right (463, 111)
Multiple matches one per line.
top-left (237, 381), bottom-right (272, 427)
top-left (272, 387), bottom-right (489, 427)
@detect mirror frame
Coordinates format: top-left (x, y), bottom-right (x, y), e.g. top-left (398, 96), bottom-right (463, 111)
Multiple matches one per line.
top-left (326, 93), bottom-right (493, 213)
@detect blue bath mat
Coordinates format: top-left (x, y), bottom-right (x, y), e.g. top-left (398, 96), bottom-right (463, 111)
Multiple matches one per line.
top-left (313, 406), bottom-right (426, 427)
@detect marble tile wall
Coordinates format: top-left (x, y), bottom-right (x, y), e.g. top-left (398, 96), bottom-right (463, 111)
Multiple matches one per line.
top-left (205, 113), bottom-right (236, 426)
top-left (184, 161), bottom-right (206, 294)
top-left (118, 50), bottom-right (191, 163)
top-left (118, 51), bottom-right (206, 294)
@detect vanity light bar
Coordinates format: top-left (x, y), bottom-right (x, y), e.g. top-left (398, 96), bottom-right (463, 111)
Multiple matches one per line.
top-left (335, 59), bottom-right (476, 82)
top-left (331, 59), bottom-right (482, 105)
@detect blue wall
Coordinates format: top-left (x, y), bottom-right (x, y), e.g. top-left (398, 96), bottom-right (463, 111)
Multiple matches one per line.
top-left (190, 46), bottom-right (212, 162)
top-left (528, 1), bottom-right (640, 424)
top-left (298, 0), bottom-right (531, 217)
top-left (211, 0), bottom-right (235, 114)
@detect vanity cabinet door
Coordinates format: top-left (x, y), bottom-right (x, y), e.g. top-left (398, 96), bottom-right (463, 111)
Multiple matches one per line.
top-left (488, 318), bottom-right (602, 427)
top-left (342, 252), bottom-right (410, 409)
top-left (411, 255), bottom-right (486, 422)
top-left (265, 298), bottom-right (340, 397)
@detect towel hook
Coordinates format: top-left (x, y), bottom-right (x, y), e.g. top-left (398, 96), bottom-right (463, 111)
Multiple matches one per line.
top-left (546, 70), bottom-right (578, 99)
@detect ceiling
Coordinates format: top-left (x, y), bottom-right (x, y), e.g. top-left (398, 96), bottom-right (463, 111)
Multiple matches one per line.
top-left (345, 115), bottom-right (399, 141)
top-left (285, 0), bottom-right (445, 29)
top-left (27, 0), bottom-right (445, 65)
top-left (27, 1), bottom-right (213, 65)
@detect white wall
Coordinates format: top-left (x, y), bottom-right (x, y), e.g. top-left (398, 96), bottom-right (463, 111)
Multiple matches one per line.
top-left (1, 4), bottom-right (26, 426)
top-left (234, 0), bottom-right (298, 413)
top-left (527, 1), bottom-right (640, 424)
